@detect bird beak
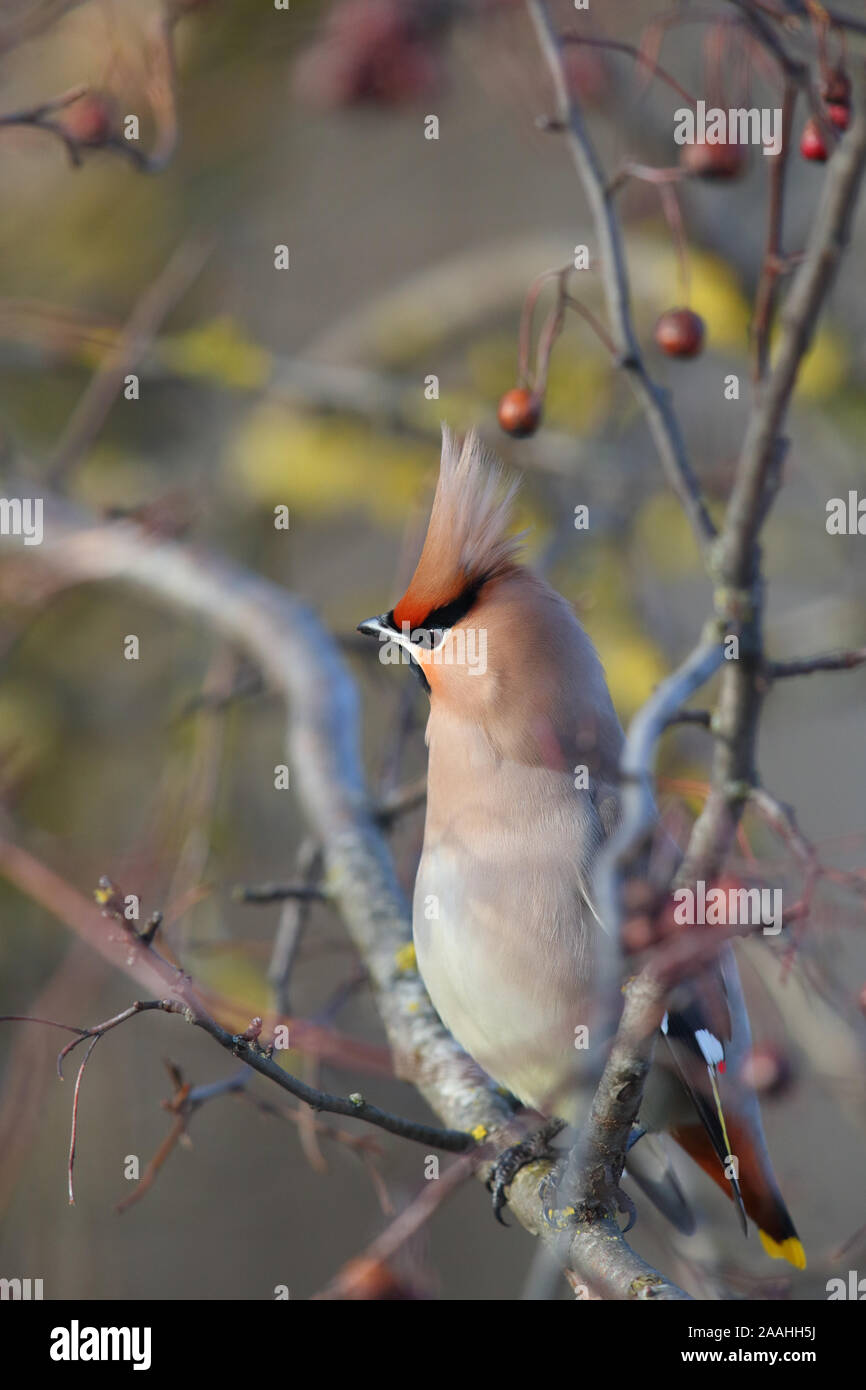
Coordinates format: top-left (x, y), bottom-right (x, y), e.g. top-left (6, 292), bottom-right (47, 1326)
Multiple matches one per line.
top-left (357, 614), bottom-right (392, 639)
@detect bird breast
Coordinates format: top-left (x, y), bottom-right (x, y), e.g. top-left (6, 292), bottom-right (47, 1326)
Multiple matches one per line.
top-left (413, 753), bottom-right (601, 1122)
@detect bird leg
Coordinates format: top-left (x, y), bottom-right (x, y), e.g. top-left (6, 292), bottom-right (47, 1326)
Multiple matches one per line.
top-left (487, 1117), bottom-right (567, 1224)
top-left (536, 1129), bottom-right (644, 1234)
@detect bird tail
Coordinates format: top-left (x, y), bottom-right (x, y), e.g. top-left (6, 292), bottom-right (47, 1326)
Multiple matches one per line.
top-left (670, 1119), bottom-right (806, 1269)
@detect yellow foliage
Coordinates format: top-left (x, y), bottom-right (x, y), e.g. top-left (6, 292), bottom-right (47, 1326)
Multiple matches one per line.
top-left (632, 492), bottom-right (704, 576)
top-left (160, 315), bottom-right (272, 390)
top-left (73, 446), bottom-right (163, 509)
top-left (190, 946), bottom-right (269, 1012)
top-left (568, 542), bottom-right (669, 718)
top-left (229, 407), bottom-right (437, 522)
top-left (600, 635), bottom-right (670, 721)
top-left (0, 682), bottom-right (60, 780)
top-left (426, 388), bottom-right (488, 433)
top-left (642, 242), bottom-right (750, 353)
top-left (781, 325), bottom-right (847, 400)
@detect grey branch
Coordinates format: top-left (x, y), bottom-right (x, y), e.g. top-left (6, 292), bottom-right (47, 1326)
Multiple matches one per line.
top-left (594, 639), bottom-right (726, 974)
top-left (563, 641), bottom-right (725, 1280)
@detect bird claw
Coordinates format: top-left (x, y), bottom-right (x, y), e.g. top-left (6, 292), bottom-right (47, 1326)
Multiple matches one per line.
top-left (612, 1185), bottom-right (638, 1233)
top-left (487, 1117), bottom-right (566, 1225)
top-left (539, 1169), bottom-right (638, 1234)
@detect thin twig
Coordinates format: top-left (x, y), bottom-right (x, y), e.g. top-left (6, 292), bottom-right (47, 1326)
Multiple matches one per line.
top-left (67, 1035), bottom-right (101, 1205)
top-left (751, 83), bottom-right (797, 380)
top-left (266, 840), bottom-right (324, 1016)
top-left (56, 999), bottom-right (177, 1077)
top-left (526, 0), bottom-right (717, 553)
top-left (663, 708), bottom-right (712, 729)
top-left (236, 880), bottom-right (329, 905)
top-left (681, 61), bottom-right (866, 884)
top-left (49, 237), bottom-right (211, 485)
top-left (767, 646), bottom-right (866, 678)
top-left (560, 33), bottom-right (698, 107)
top-left (7, 1000), bottom-right (475, 1155)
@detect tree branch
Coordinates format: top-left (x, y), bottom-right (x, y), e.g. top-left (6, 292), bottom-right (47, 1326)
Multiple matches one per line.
top-left (680, 60), bottom-right (866, 885)
top-left (526, 0), bottom-right (717, 554)
top-left (767, 646), bottom-right (866, 678)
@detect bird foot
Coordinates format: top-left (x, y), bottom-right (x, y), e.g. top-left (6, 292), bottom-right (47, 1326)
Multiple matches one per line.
top-left (539, 1170), bottom-right (638, 1234)
top-left (488, 1117), bottom-right (566, 1225)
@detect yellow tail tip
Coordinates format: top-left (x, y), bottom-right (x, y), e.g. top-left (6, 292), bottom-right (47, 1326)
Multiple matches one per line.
top-left (759, 1230), bottom-right (807, 1270)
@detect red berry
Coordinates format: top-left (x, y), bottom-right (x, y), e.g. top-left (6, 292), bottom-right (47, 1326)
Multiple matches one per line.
top-left (822, 67), bottom-right (850, 108)
top-left (340, 1256), bottom-right (422, 1300)
top-left (59, 93), bottom-right (113, 146)
top-left (562, 46), bottom-right (608, 107)
top-left (740, 1045), bottom-right (792, 1099)
top-left (680, 139), bottom-right (745, 180)
top-left (497, 387), bottom-right (542, 438)
top-left (827, 102), bottom-right (850, 132)
top-left (653, 308), bottom-right (705, 358)
top-left (800, 118), bottom-right (828, 162)
top-left (293, 0), bottom-right (440, 109)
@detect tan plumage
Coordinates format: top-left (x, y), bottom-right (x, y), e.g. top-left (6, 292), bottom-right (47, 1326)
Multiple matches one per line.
top-left (359, 426), bottom-right (804, 1268)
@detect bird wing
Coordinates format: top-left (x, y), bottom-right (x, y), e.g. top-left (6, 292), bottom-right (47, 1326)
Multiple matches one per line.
top-left (585, 778), bottom-right (744, 1224)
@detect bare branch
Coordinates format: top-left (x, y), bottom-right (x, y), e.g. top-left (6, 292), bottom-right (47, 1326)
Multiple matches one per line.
top-left (681, 61), bottom-right (866, 884)
top-left (235, 881), bottom-right (329, 905)
top-left (67, 1035), bottom-right (101, 1205)
top-left (767, 646), bottom-right (866, 678)
top-left (49, 237), bottom-right (211, 486)
top-left (526, 0), bottom-right (717, 553)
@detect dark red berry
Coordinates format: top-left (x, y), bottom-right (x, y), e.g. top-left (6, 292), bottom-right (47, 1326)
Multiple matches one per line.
top-left (293, 0), bottom-right (440, 109)
top-left (800, 118), bottom-right (828, 162)
top-left (827, 102), bottom-right (850, 132)
top-left (59, 93), bottom-right (113, 146)
top-left (497, 387), bottom-right (542, 437)
top-left (340, 1257), bottom-right (423, 1300)
top-left (561, 46), bottom-right (607, 106)
top-left (740, 1045), bottom-right (793, 1099)
top-left (680, 139), bottom-right (745, 180)
top-left (653, 308), bottom-right (705, 358)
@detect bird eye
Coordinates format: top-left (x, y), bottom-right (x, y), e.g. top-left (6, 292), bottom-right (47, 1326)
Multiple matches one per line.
top-left (415, 627), bottom-right (449, 652)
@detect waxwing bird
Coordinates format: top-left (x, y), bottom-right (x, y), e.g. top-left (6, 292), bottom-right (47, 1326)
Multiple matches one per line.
top-left (358, 426), bottom-right (805, 1270)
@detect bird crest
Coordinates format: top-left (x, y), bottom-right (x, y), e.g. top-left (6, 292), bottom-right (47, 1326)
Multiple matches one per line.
top-left (392, 427), bottom-right (520, 631)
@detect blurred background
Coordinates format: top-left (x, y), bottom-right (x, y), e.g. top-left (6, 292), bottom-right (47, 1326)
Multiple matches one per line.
top-left (0, 0), bottom-right (864, 1300)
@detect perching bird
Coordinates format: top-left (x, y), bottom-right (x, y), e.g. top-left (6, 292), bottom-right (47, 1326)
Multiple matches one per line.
top-left (358, 427), bottom-right (805, 1269)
